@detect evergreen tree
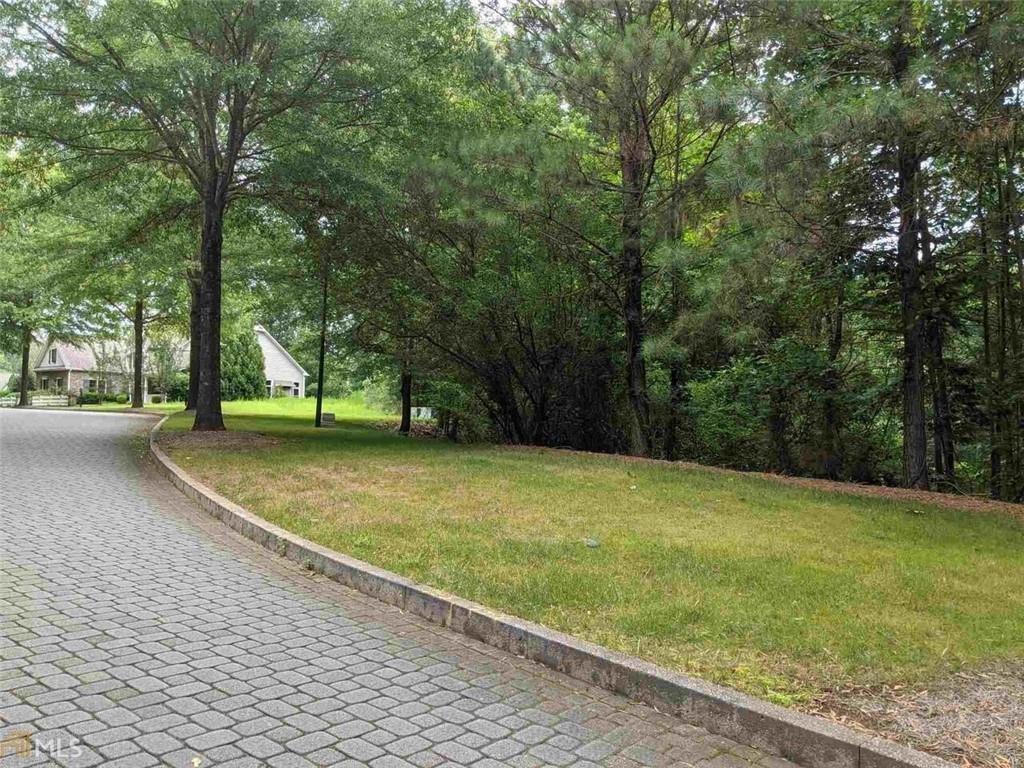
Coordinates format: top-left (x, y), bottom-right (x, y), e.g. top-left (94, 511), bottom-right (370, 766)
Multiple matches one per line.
top-left (3, 0), bottom-right (1022, 497)
top-left (220, 327), bottom-right (265, 402)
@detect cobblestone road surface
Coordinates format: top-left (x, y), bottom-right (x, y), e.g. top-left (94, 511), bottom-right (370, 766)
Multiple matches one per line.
top-left (0, 409), bottom-right (796, 768)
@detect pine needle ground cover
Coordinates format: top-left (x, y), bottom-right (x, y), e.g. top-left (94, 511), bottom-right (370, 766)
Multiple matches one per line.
top-left (160, 402), bottom-right (1024, 712)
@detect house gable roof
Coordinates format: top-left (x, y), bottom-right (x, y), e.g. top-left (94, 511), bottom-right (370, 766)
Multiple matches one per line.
top-left (33, 338), bottom-right (98, 372)
top-left (32, 328), bottom-right (305, 379)
top-left (254, 324), bottom-right (308, 378)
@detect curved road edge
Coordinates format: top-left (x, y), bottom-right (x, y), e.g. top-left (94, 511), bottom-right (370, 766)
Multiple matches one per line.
top-left (147, 415), bottom-right (951, 768)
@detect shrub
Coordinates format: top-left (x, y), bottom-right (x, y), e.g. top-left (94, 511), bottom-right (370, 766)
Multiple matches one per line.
top-left (151, 395), bottom-right (163, 404)
top-left (688, 359), bottom-right (766, 470)
top-left (101, 392), bottom-right (120, 403)
top-left (115, 394), bottom-right (128, 404)
top-left (221, 328), bottom-right (266, 401)
top-left (421, 378), bottom-right (493, 443)
top-left (360, 373), bottom-right (400, 414)
top-left (77, 392), bottom-right (100, 405)
top-left (8, 372), bottom-right (35, 391)
top-left (165, 372), bottom-right (189, 403)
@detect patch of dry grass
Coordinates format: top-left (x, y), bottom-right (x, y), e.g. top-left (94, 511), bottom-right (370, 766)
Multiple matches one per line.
top-left (815, 662), bottom-right (1024, 767)
top-left (160, 405), bottom-right (1024, 719)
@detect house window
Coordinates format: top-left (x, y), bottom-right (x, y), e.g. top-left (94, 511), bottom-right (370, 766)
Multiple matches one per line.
top-left (293, 382), bottom-right (299, 397)
top-left (86, 379), bottom-right (97, 392)
top-left (49, 348), bottom-right (57, 364)
top-left (266, 379), bottom-right (272, 397)
top-left (40, 377), bottom-right (48, 390)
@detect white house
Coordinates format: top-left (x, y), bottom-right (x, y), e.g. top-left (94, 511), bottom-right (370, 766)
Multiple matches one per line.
top-left (255, 324), bottom-right (308, 398)
top-left (32, 338), bottom-right (133, 395)
top-left (30, 325), bottom-right (306, 401)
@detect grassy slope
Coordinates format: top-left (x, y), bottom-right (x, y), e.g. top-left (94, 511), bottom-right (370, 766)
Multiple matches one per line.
top-left (161, 399), bottom-right (1024, 706)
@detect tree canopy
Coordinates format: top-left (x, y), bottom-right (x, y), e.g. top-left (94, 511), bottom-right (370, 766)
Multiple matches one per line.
top-left (2, 0), bottom-right (1022, 500)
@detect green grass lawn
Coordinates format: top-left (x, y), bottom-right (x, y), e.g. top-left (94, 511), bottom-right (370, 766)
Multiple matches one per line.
top-left (205, 393), bottom-right (392, 421)
top-left (160, 399), bottom-right (1024, 707)
top-left (80, 393), bottom-right (390, 418)
top-left (76, 401), bottom-right (183, 412)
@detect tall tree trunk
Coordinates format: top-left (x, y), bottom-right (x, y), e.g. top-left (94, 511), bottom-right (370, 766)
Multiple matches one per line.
top-left (399, 370), bottom-right (412, 435)
top-left (17, 325), bottom-right (31, 408)
top-left (996, 151), bottom-right (1023, 500)
top-left (664, 344), bottom-right (685, 460)
top-left (192, 193), bottom-right (226, 431)
top-left (822, 284), bottom-right (845, 479)
top-left (662, 97), bottom-right (686, 462)
top-left (995, 244), bottom-right (1011, 499)
top-left (893, 2), bottom-right (929, 489)
top-left (621, 133), bottom-right (651, 456)
top-left (926, 319), bottom-right (955, 483)
top-left (979, 203), bottom-right (1003, 498)
top-left (987, 150), bottom-right (1022, 500)
top-left (186, 269), bottom-right (200, 411)
top-left (896, 154), bottom-right (929, 490)
top-left (132, 297), bottom-right (145, 409)
top-left (919, 207), bottom-right (954, 485)
top-left (768, 395), bottom-right (793, 474)
top-left (985, 307), bottom-right (1001, 498)
top-left (1002, 143), bottom-right (1024, 300)
top-left (314, 261), bottom-right (328, 428)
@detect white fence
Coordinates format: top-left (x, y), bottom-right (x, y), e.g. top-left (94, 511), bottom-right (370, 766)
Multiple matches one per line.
top-left (0, 393), bottom-right (70, 408)
top-left (33, 394), bottom-right (71, 407)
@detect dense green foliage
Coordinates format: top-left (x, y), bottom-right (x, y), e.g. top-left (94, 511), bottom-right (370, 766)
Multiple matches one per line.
top-left (2, 0), bottom-right (1023, 499)
top-left (220, 328), bottom-right (266, 402)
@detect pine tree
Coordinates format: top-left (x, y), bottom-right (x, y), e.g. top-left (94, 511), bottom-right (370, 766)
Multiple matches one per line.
top-left (220, 328), bottom-right (265, 402)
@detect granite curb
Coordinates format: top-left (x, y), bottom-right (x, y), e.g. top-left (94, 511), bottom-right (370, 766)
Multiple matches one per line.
top-left (148, 415), bottom-right (952, 768)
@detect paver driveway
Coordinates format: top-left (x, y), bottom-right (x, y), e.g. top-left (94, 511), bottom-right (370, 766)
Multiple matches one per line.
top-left (0, 410), bottom-right (795, 768)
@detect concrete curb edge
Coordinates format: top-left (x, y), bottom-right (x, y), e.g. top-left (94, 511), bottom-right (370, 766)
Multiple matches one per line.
top-left (148, 416), bottom-right (951, 768)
